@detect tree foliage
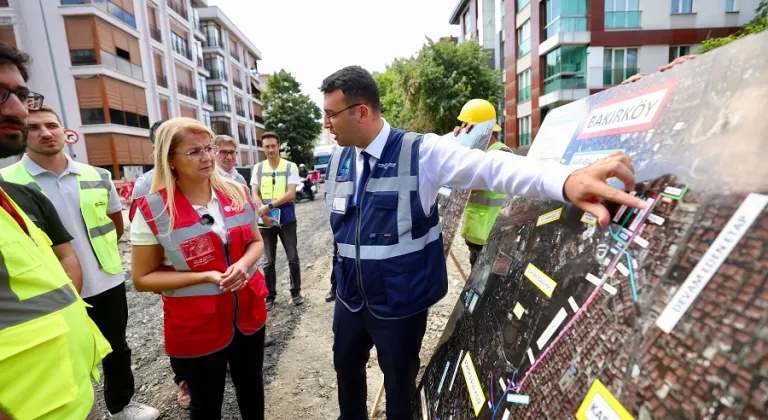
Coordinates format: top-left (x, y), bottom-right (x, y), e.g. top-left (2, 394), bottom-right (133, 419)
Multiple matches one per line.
top-left (698, 1), bottom-right (767, 53)
top-left (262, 69), bottom-right (322, 167)
top-left (374, 39), bottom-right (502, 135)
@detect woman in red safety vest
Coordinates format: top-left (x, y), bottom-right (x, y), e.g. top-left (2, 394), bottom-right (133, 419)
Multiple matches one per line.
top-left (130, 117), bottom-right (268, 420)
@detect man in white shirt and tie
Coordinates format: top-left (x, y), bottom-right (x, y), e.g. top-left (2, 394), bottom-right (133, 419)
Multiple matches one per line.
top-left (320, 65), bottom-right (645, 419)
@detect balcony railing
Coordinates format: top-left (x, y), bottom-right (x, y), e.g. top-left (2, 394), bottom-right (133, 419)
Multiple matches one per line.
top-left (236, 106), bottom-right (246, 117)
top-left (149, 24), bottom-right (161, 42)
top-left (544, 16), bottom-right (588, 39)
top-left (100, 50), bottom-right (144, 80)
top-left (70, 49), bottom-right (97, 66)
top-left (204, 38), bottom-right (225, 49)
top-left (230, 49), bottom-right (240, 62)
top-left (156, 74), bottom-right (168, 88)
top-left (233, 78), bottom-right (243, 89)
top-left (105, 0), bottom-right (136, 29)
top-left (202, 94), bottom-right (214, 106)
top-left (173, 44), bottom-right (193, 60)
top-left (605, 11), bottom-right (642, 29)
top-left (518, 86), bottom-right (531, 102)
top-left (207, 69), bottom-right (227, 81)
top-left (177, 82), bottom-right (197, 99)
top-left (543, 75), bottom-right (586, 94)
top-left (253, 115), bottom-right (264, 125)
top-left (602, 67), bottom-right (639, 86)
top-left (213, 103), bottom-right (231, 112)
top-left (518, 38), bottom-right (531, 57)
top-left (212, 123), bottom-right (231, 136)
top-left (251, 90), bottom-right (261, 101)
top-left (167, 0), bottom-right (188, 20)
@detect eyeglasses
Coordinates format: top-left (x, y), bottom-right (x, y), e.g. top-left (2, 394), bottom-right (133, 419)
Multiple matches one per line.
top-left (175, 145), bottom-right (218, 160)
top-left (216, 150), bottom-right (237, 157)
top-left (0, 87), bottom-right (44, 110)
top-left (324, 103), bottom-right (363, 121)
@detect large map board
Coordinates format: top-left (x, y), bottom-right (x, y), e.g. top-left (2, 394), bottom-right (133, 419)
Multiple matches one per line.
top-left (413, 32), bottom-right (768, 420)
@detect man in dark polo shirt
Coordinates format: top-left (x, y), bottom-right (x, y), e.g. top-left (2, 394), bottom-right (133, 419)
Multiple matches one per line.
top-left (0, 180), bottom-right (82, 292)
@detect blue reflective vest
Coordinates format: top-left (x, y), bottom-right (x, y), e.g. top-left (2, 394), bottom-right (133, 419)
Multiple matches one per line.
top-left (325, 128), bottom-right (448, 319)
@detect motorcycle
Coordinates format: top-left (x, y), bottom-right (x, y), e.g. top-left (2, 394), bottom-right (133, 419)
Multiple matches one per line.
top-left (295, 177), bottom-right (317, 202)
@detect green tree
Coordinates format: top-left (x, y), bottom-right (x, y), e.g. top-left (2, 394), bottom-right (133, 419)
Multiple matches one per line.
top-left (698, 1), bottom-right (767, 53)
top-left (374, 39), bottom-right (502, 135)
top-left (262, 69), bottom-right (322, 166)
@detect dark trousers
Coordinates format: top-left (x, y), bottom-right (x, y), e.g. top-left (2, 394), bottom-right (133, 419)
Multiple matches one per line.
top-left (84, 282), bottom-right (135, 414)
top-left (466, 240), bottom-right (484, 270)
top-left (170, 327), bottom-right (266, 420)
top-left (333, 301), bottom-right (428, 420)
top-left (260, 221), bottom-right (301, 299)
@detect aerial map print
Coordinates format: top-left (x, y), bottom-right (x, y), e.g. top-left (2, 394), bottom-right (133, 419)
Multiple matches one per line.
top-left (413, 32), bottom-right (768, 420)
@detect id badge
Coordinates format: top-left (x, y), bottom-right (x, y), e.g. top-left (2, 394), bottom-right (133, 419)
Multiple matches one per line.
top-left (332, 195), bottom-right (347, 213)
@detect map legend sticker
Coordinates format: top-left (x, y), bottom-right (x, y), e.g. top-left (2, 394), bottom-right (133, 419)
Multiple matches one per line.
top-left (513, 302), bottom-right (526, 319)
top-left (524, 263), bottom-right (558, 298)
top-left (581, 212), bottom-right (598, 225)
top-left (527, 348), bottom-right (535, 364)
top-left (585, 273), bottom-right (618, 295)
top-left (536, 308), bottom-right (568, 350)
top-left (420, 387), bottom-right (429, 420)
top-left (568, 296), bottom-right (579, 312)
top-left (537, 208), bottom-right (563, 226)
top-left (502, 409), bottom-right (511, 420)
top-left (448, 350), bottom-right (463, 392)
top-left (460, 352), bottom-right (486, 417)
top-left (647, 213), bottom-right (665, 225)
top-left (507, 394), bottom-right (531, 405)
top-left (576, 379), bottom-right (634, 420)
top-left (616, 262), bottom-right (629, 276)
top-left (633, 235), bottom-right (649, 248)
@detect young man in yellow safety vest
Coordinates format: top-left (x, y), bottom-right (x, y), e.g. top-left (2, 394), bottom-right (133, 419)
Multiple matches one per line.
top-left (455, 99), bottom-right (514, 269)
top-left (0, 42), bottom-right (112, 420)
top-left (0, 104), bottom-right (159, 419)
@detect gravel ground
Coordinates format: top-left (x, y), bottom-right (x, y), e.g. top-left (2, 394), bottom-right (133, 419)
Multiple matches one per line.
top-left (91, 185), bottom-right (470, 419)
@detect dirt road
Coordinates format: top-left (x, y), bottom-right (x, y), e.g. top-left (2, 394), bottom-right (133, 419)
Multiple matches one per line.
top-left (93, 188), bottom-right (469, 419)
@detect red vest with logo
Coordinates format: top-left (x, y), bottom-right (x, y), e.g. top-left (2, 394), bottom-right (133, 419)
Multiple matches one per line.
top-left (136, 186), bottom-right (267, 358)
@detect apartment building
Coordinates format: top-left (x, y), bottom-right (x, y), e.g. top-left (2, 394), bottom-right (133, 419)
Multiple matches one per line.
top-left (0, 0), bottom-right (264, 179)
top-left (450, 0), bottom-right (758, 148)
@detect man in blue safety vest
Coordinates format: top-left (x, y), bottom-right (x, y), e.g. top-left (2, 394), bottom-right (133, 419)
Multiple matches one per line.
top-left (320, 65), bottom-right (646, 419)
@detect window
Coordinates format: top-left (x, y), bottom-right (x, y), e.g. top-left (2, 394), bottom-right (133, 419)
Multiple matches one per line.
top-left (463, 9), bottom-right (472, 39)
top-left (517, 0), bottom-right (530, 12)
top-left (603, 48), bottom-right (639, 85)
top-left (671, 0), bottom-right (693, 13)
top-left (204, 53), bottom-right (226, 80)
top-left (605, 0), bottom-right (641, 28)
top-left (210, 117), bottom-right (231, 136)
top-left (238, 125), bottom-right (247, 145)
top-left (544, 0), bottom-right (588, 38)
top-left (104, 1), bottom-right (136, 29)
top-left (171, 32), bottom-right (191, 59)
top-left (202, 110), bottom-right (211, 127)
top-left (726, 0), bottom-right (736, 11)
top-left (517, 20), bottom-right (531, 57)
top-left (70, 49), bottom-right (97, 66)
top-left (518, 116), bottom-right (531, 146)
top-left (518, 70), bottom-right (531, 102)
top-left (669, 45), bottom-right (691, 62)
top-left (202, 22), bottom-right (223, 48)
top-left (81, 108), bottom-right (106, 125)
top-left (107, 108), bottom-right (148, 128)
top-left (115, 47), bottom-right (130, 61)
top-left (208, 85), bottom-right (230, 112)
top-left (543, 46), bottom-right (587, 93)
top-left (198, 75), bottom-right (208, 103)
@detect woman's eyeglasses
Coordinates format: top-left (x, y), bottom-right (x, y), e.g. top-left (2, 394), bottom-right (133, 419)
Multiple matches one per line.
top-left (175, 145), bottom-right (218, 160)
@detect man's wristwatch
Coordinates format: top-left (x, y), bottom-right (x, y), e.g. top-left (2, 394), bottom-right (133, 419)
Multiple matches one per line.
top-left (268, 203), bottom-right (274, 210)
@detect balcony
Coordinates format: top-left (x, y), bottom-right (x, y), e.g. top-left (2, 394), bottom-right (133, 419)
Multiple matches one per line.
top-left (177, 82), bottom-right (197, 99)
top-left (251, 90), bottom-right (262, 101)
top-left (605, 11), bottom-right (641, 29)
top-left (173, 44), bottom-right (193, 61)
top-left (100, 50), bottom-right (143, 80)
top-left (61, 0), bottom-right (136, 29)
top-left (230, 48), bottom-right (240, 62)
top-left (518, 38), bottom-right (531, 58)
top-left (236, 106), bottom-right (246, 118)
top-left (207, 69), bottom-right (227, 81)
top-left (149, 24), bottom-right (161, 42)
top-left (602, 67), bottom-right (639, 86)
top-left (70, 49), bottom-right (98, 66)
top-left (517, 86), bottom-right (531, 103)
top-left (167, 0), bottom-right (188, 20)
top-left (544, 16), bottom-right (588, 39)
top-left (540, 74), bottom-right (588, 108)
top-left (156, 74), bottom-right (168, 88)
top-left (211, 122), bottom-right (231, 137)
top-left (253, 115), bottom-right (264, 125)
top-left (202, 94), bottom-right (214, 106)
top-left (213, 103), bottom-right (231, 112)
top-left (204, 38), bottom-right (225, 49)
top-left (233, 78), bottom-right (243, 90)
top-left (544, 75), bottom-right (586, 94)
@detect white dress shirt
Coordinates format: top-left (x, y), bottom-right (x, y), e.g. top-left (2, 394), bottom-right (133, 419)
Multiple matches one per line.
top-left (21, 154), bottom-right (125, 298)
top-left (354, 120), bottom-right (575, 213)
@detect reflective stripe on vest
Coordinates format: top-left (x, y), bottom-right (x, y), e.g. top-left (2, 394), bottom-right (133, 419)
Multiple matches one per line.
top-left (0, 161), bottom-right (122, 274)
top-left (326, 132), bottom-right (442, 260)
top-left (141, 190), bottom-right (258, 297)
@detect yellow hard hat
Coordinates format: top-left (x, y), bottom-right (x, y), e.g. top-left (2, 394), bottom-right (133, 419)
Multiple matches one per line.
top-left (457, 99), bottom-right (502, 132)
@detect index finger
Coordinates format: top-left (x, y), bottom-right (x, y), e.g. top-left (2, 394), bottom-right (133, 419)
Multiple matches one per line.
top-left (590, 182), bottom-right (647, 209)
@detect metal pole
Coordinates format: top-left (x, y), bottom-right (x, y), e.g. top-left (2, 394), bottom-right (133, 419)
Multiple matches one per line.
top-left (37, 0), bottom-right (75, 158)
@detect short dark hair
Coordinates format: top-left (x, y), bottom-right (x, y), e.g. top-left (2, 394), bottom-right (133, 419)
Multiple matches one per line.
top-left (320, 65), bottom-right (381, 113)
top-left (262, 131), bottom-right (280, 143)
top-left (149, 120), bottom-right (166, 144)
top-left (0, 42), bottom-right (31, 82)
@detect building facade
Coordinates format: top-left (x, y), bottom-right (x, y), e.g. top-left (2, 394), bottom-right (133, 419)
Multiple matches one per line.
top-left (450, 0), bottom-right (758, 148)
top-left (0, 0), bottom-right (264, 179)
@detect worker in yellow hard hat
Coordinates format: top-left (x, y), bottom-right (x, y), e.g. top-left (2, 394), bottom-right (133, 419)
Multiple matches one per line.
top-left (454, 99), bottom-right (513, 269)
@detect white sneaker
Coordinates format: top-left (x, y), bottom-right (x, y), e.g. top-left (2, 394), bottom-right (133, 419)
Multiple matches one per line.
top-left (110, 402), bottom-right (160, 420)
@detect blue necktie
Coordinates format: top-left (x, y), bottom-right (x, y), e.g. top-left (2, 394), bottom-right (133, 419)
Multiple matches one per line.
top-left (355, 151), bottom-right (371, 206)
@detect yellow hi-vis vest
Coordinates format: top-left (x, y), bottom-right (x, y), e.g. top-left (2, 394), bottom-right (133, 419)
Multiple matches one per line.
top-left (0, 188), bottom-right (112, 420)
top-left (0, 161), bottom-right (123, 275)
top-left (461, 141), bottom-right (512, 246)
top-left (255, 159), bottom-right (294, 201)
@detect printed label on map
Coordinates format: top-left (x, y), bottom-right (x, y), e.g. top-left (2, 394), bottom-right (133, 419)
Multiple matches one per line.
top-left (513, 302), bottom-right (526, 319)
top-left (507, 394), bottom-right (531, 405)
top-left (647, 213), bottom-right (665, 225)
top-left (461, 352), bottom-right (486, 417)
top-left (537, 308), bottom-right (568, 350)
top-left (569, 150), bottom-right (624, 167)
top-left (576, 379), bottom-right (634, 420)
top-left (568, 296), bottom-right (579, 312)
top-left (502, 409), bottom-right (511, 420)
top-left (448, 350), bottom-right (463, 392)
top-left (656, 193), bottom-right (768, 333)
top-left (437, 361), bottom-right (451, 395)
top-left (664, 186), bottom-right (682, 196)
top-left (537, 208), bottom-right (563, 226)
top-left (633, 235), bottom-right (649, 248)
top-left (524, 263), bottom-right (558, 298)
top-left (616, 263), bottom-right (629, 276)
top-left (578, 81), bottom-right (675, 140)
top-left (581, 212), bottom-right (598, 225)
top-left (420, 387), bottom-right (429, 420)
top-left (585, 273), bottom-right (618, 295)
top-left (498, 378), bottom-right (507, 391)
top-left (629, 198), bottom-right (656, 232)
top-left (527, 348), bottom-right (535, 364)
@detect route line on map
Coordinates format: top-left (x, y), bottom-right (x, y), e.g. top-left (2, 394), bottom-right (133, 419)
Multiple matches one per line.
top-left (514, 195), bottom-right (659, 392)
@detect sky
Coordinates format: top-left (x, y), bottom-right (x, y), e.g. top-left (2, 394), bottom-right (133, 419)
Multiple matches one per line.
top-left (209, 0), bottom-right (460, 110)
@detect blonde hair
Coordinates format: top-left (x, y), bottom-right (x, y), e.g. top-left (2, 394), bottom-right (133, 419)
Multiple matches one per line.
top-left (150, 117), bottom-right (247, 232)
top-left (213, 134), bottom-right (237, 149)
